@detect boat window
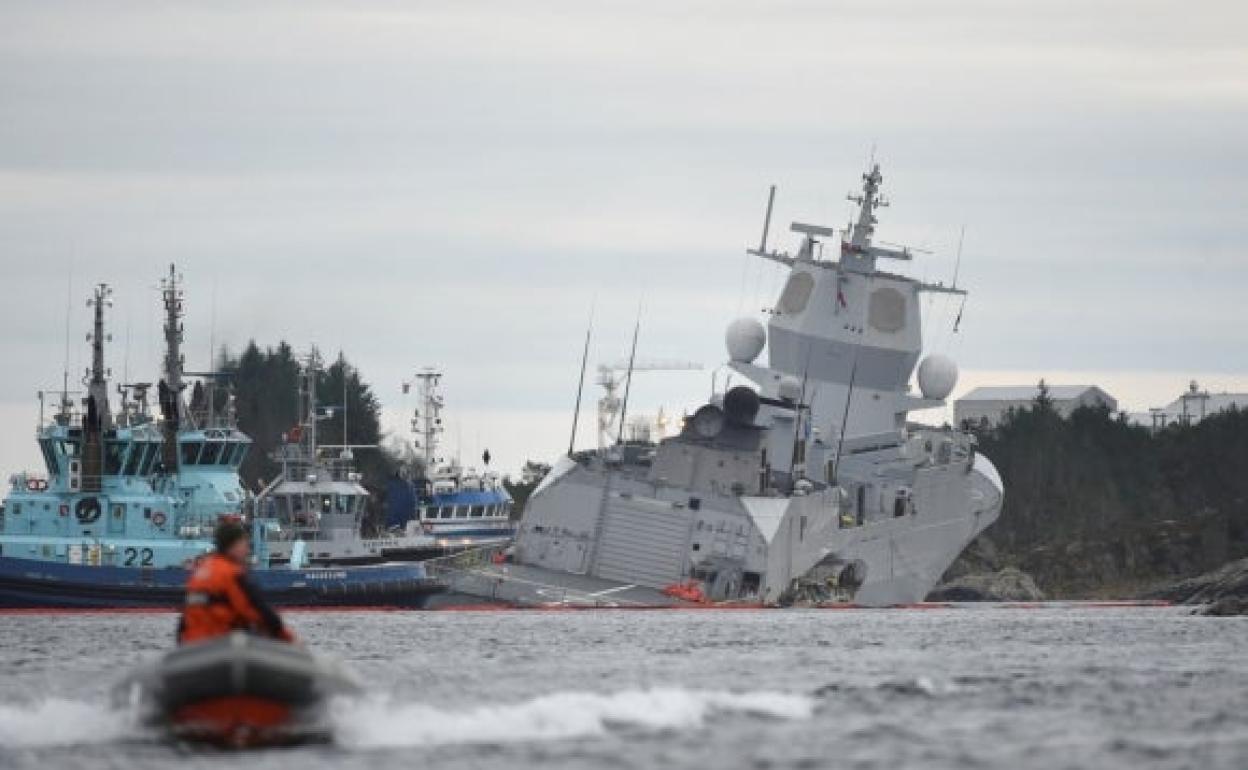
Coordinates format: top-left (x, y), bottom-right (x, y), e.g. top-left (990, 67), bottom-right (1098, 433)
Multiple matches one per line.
top-left (180, 442), bottom-right (202, 466)
top-left (141, 444), bottom-right (160, 475)
top-left (453, 506), bottom-right (468, 519)
top-left (321, 496), bottom-right (333, 514)
top-left (230, 443), bottom-right (249, 467)
top-left (335, 495), bottom-right (346, 514)
top-left (122, 443), bottom-right (144, 475)
top-left (104, 441), bottom-right (126, 475)
top-left (200, 441), bottom-right (223, 465)
top-left (57, 440), bottom-right (81, 459)
top-left (39, 439), bottom-right (59, 476)
top-left (778, 271), bottom-right (815, 315)
top-left (470, 505), bottom-right (485, 518)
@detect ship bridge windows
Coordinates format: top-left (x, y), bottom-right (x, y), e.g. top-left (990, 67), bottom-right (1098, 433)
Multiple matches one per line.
top-left (122, 443), bottom-right (146, 476)
top-left (199, 442), bottom-right (223, 465)
top-left (454, 506), bottom-right (468, 519)
top-left (57, 439), bottom-right (81, 460)
top-left (139, 443), bottom-right (160, 475)
top-left (104, 440), bottom-right (127, 476)
top-left (178, 440), bottom-right (245, 466)
top-left (470, 505), bottom-right (485, 518)
top-left (778, 272), bottom-right (815, 315)
top-left (38, 439), bottom-right (59, 477)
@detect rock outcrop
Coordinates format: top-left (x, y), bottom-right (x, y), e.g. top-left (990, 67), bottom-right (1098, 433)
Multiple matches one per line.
top-left (927, 567), bottom-right (1045, 602)
top-left (1145, 555), bottom-right (1248, 615)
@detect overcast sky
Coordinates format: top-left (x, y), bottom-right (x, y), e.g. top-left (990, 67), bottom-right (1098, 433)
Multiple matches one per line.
top-left (1, 0), bottom-right (1246, 475)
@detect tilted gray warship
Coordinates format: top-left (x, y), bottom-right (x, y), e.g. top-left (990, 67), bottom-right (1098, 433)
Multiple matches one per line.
top-left (456, 165), bottom-right (1003, 607)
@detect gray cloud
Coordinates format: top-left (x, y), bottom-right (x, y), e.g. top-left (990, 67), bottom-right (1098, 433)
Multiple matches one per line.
top-left (1, 0), bottom-right (1245, 472)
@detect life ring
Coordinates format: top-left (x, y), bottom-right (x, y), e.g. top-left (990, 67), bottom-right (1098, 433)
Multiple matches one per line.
top-left (75, 497), bottom-right (102, 524)
top-left (152, 511), bottom-right (167, 527)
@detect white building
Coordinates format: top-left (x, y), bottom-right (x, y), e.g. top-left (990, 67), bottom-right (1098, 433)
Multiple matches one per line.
top-left (1145, 381), bottom-right (1248, 430)
top-left (954, 383), bottom-right (1118, 429)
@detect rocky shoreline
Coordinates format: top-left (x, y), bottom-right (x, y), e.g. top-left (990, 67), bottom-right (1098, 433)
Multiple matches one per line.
top-left (1142, 556), bottom-right (1248, 615)
top-left (929, 539), bottom-right (1248, 614)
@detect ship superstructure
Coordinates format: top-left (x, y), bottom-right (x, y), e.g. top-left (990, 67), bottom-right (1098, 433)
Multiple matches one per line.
top-left (0, 276), bottom-right (239, 572)
top-left (512, 165), bottom-right (1004, 606)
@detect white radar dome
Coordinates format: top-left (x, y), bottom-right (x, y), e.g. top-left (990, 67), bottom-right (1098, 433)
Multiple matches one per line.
top-left (725, 317), bottom-right (766, 363)
top-left (917, 354), bottom-right (958, 400)
top-left (778, 376), bottom-right (802, 403)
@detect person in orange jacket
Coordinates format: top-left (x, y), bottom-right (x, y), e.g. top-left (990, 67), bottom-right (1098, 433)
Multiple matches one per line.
top-left (177, 520), bottom-right (295, 645)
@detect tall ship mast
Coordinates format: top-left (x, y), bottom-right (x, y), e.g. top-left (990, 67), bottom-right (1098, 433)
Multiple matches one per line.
top-left (507, 164), bottom-right (1004, 606)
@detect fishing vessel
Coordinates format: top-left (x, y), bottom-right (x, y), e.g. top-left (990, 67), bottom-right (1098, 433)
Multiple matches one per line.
top-left (383, 369), bottom-right (515, 553)
top-left (478, 164), bottom-right (1003, 607)
top-left (0, 267), bottom-right (443, 609)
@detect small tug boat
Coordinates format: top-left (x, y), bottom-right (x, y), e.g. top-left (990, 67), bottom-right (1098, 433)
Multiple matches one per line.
top-left (117, 632), bottom-right (359, 748)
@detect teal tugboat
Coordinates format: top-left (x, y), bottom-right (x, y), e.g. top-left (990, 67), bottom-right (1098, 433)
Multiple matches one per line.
top-left (0, 267), bottom-right (443, 608)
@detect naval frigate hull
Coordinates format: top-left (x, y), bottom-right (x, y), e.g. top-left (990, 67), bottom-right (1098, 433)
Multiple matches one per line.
top-left (510, 450), bottom-right (1003, 608)
top-left (504, 163), bottom-right (1006, 607)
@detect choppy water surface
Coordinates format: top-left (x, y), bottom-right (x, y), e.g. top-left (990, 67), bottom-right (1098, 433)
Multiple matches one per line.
top-left (1, 606), bottom-right (1245, 769)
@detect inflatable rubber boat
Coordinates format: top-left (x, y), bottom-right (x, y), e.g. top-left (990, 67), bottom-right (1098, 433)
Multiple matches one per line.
top-left (116, 632), bottom-right (360, 747)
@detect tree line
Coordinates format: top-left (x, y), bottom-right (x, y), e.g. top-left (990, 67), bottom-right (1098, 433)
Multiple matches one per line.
top-left (969, 388), bottom-right (1248, 594)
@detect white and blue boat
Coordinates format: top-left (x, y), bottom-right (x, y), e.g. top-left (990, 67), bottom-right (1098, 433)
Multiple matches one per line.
top-left (0, 267), bottom-right (443, 609)
top-left (382, 369), bottom-right (515, 554)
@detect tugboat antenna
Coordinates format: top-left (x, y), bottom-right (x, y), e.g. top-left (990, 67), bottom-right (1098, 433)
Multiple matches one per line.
top-left (567, 305), bottom-right (593, 457)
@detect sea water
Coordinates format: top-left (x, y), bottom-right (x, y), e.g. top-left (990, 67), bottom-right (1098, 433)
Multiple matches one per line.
top-left (0, 606), bottom-right (1245, 769)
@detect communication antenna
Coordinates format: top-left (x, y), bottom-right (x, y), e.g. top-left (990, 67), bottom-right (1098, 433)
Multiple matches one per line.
top-left (342, 355), bottom-right (349, 449)
top-left (951, 225), bottom-right (967, 333)
top-left (123, 308), bottom-right (132, 386)
top-left (951, 224), bottom-right (966, 289)
top-left (788, 352), bottom-right (813, 481)
top-left (208, 276), bottom-right (218, 369)
top-left (757, 184), bottom-right (776, 255)
top-left (615, 302), bottom-right (643, 445)
top-left (567, 304), bottom-right (594, 457)
top-left (830, 358), bottom-right (859, 485)
top-left (61, 263), bottom-right (74, 414)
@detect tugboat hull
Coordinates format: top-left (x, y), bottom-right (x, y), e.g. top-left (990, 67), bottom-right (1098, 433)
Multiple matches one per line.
top-left (0, 556), bottom-right (444, 609)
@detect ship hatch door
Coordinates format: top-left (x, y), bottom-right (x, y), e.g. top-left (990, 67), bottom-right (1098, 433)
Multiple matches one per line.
top-left (594, 498), bottom-right (691, 587)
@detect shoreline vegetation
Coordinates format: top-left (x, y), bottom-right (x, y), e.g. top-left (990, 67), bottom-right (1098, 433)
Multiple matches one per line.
top-left (933, 385), bottom-right (1248, 607)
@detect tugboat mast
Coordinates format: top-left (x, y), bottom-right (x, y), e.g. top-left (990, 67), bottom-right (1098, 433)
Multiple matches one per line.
top-left (160, 264), bottom-right (187, 425)
top-left (85, 283), bottom-right (114, 429)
